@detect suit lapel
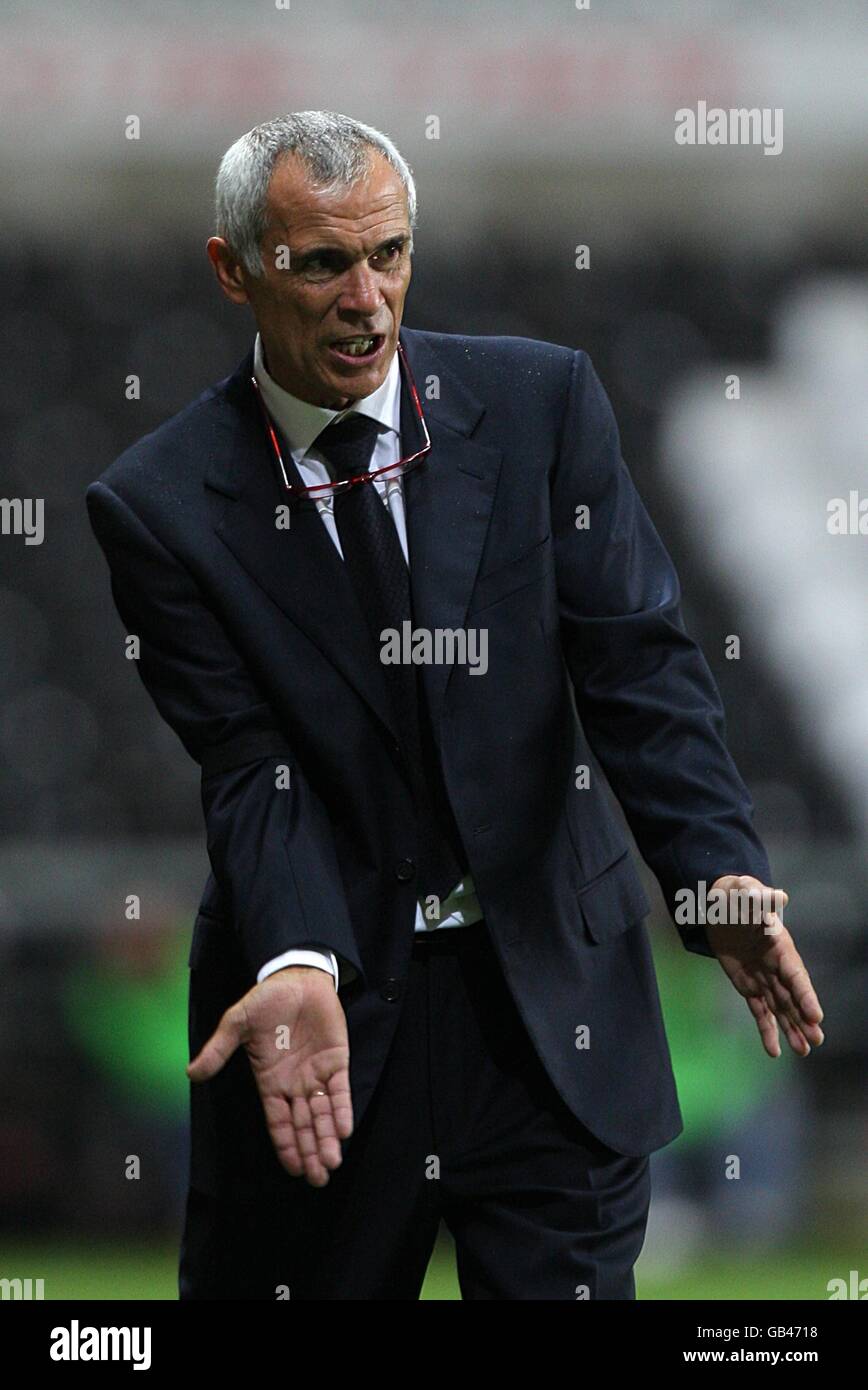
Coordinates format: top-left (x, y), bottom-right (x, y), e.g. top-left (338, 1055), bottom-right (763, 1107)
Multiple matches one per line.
top-left (399, 331), bottom-right (501, 730)
top-left (204, 329), bottom-right (501, 743)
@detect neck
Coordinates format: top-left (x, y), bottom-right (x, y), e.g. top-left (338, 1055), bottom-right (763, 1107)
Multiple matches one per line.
top-left (259, 337), bottom-right (354, 411)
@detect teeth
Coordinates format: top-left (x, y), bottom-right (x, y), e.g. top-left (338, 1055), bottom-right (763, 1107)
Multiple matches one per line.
top-left (334, 336), bottom-right (376, 355)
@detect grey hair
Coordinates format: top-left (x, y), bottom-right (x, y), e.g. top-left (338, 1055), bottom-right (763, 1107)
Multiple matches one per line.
top-left (214, 110), bottom-right (417, 277)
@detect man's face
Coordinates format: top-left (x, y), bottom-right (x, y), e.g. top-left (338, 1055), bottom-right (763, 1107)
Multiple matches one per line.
top-left (211, 150), bottom-right (413, 410)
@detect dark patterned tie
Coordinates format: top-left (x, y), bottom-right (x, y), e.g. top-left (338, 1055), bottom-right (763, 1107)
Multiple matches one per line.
top-left (314, 412), bottom-right (466, 915)
top-left (319, 414), bottom-right (410, 673)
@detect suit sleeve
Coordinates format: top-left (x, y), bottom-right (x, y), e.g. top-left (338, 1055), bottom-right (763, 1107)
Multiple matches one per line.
top-left (86, 479), bottom-right (363, 984)
top-left (550, 350), bottom-right (772, 956)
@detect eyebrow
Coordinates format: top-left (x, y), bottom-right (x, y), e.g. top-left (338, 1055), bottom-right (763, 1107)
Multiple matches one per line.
top-left (292, 233), bottom-right (409, 265)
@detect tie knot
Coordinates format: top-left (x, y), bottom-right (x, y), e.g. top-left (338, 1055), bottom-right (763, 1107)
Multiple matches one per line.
top-left (314, 412), bottom-right (382, 483)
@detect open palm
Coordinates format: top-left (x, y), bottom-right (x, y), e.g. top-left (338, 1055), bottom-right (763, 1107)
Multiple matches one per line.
top-left (187, 968), bottom-right (353, 1187)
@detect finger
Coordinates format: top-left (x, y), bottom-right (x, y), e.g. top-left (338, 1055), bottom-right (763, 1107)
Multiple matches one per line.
top-left (778, 953), bottom-right (824, 1028)
top-left (262, 1092), bottom-right (306, 1178)
top-left (767, 971), bottom-right (812, 1042)
top-left (765, 949), bottom-right (825, 1044)
top-left (760, 981), bottom-right (780, 1023)
top-left (747, 994), bottom-right (781, 1058)
top-left (298, 1075), bottom-right (354, 1178)
top-left (758, 973), bottom-right (814, 1055)
top-left (290, 1094), bottom-right (331, 1188)
top-left (308, 1091), bottom-right (344, 1172)
top-left (326, 1070), bottom-right (354, 1141)
top-left (186, 1005), bottom-right (245, 1082)
top-left (774, 1007), bottom-right (811, 1057)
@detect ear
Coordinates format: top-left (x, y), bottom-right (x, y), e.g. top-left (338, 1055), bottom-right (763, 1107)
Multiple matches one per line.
top-left (206, 237), bottom-right (250, 306)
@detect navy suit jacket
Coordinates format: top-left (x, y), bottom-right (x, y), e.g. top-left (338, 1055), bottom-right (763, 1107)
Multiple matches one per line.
top-left (86, 327), bottom-right (772, 1175)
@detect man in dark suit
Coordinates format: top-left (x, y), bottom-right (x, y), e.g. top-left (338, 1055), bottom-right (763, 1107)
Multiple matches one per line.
top-left (86, 111), bottom-right (824, 1300)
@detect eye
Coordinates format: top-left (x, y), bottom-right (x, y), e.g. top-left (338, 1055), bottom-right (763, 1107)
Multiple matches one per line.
top-left (301, 251), bottom-right (346, 280)
top-left (372, 240), bottom-right (405, 267)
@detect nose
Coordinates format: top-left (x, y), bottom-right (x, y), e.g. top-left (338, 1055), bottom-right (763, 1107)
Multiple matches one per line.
top-left (338, 260), bottom-right (384, 316)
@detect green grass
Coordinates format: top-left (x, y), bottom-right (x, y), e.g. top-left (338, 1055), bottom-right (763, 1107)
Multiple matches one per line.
top-left (2, 1236), bottom-right (857, 1300)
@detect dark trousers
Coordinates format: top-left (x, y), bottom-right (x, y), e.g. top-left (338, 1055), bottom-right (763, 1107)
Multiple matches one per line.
top-left (180, 924), bottom-right (651, 1300)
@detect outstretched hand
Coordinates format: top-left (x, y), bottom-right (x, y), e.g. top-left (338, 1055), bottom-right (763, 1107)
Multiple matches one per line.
top-left (187, 967), bottom-right (352, 1187)
top-left (705, 875), bottom-right (824, 1059)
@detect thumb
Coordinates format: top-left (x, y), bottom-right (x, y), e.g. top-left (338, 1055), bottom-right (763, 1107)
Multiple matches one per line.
top-left (186, 1003), bottom-right (246, 1083)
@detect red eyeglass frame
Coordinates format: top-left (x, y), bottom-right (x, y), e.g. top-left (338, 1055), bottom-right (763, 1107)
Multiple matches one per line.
top-left (250, 340), bottom-right (432, 498)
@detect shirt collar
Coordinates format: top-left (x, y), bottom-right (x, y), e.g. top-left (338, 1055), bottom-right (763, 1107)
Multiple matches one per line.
top-left (252, 332), bottom-right (401, 459)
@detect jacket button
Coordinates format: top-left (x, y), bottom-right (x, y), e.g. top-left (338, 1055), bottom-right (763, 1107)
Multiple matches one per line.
top-left (395, 858), bottom-right (416, 882)
top-left (380, 978), bottom-right (401, 1002)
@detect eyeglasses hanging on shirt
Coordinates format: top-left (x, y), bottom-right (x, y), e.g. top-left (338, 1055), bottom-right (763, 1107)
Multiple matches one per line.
top-left (250, 340), bottom-right (432, 503)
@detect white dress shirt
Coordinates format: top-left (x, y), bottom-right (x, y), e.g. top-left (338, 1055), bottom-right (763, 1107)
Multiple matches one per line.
top-left (252, 334), bottom-right (481, 991)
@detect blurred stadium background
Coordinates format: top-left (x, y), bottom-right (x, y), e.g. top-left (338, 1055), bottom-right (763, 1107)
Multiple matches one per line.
top-left (1, 0), bottom-right (865, 1298)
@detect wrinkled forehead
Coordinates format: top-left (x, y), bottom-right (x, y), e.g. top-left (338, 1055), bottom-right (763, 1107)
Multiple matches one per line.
top-left (264, 150), bottom-right (410, 247)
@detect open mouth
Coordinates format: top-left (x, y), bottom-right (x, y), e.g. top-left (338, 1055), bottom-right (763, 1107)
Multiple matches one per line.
top-left (327, 333), bottom-right (387, 366)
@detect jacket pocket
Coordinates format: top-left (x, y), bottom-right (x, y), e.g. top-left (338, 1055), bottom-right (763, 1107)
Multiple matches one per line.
top-left (577, 850), bottom-right (651, 944)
